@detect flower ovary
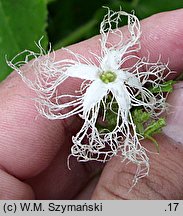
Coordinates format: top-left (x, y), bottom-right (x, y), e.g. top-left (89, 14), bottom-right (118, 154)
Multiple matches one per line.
top-left (100, 71), bottom-right (117, 84)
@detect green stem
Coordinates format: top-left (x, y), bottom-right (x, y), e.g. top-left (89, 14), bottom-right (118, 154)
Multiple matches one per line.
top-left (53, 19), bottom-right (98, 50)
top-left (145, 135), bottom-right (160, 153)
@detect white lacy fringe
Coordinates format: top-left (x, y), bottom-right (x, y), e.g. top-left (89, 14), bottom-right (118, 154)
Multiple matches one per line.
top-left (7, 8), bottom-right (171, 185)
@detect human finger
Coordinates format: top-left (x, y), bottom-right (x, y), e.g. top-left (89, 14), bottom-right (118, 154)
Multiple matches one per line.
top-left (92, 83), bottom-right (183, 199)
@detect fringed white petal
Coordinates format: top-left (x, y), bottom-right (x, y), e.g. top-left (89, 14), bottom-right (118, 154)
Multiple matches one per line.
top-left (66, 63), bottom-right (99, 80)
top-left (100, 50), bottom-right (122, 71)
top-left (71, 111), bottom-right (120, 162)
top-left (100, 8), bottom-right (141, 58)
top-left (36, 94), bottom-right (84, 120)
top-left (127, 56), bottom-right (170, 116)
top-left (7, 43), bottom-right (86, 120)
top-left (110, 82), bottom-right (131, 118)
top-left (82, 80), bottom-right (108, 117)
top-left (7, 46), bottom-right (67, 98)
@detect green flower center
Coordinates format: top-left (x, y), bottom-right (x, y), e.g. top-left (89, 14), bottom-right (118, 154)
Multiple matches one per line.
top-left (99, 71), bottom-right (117, 84)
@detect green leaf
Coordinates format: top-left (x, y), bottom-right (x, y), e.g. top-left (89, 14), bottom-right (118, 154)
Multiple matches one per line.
top-left (0, 0), bottom-right (48, 81)
top-left (46, 0), bottom-right (56, 3)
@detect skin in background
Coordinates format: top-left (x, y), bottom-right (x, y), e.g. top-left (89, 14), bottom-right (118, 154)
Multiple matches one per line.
top-left (0, 9), bottom-right (183, 200)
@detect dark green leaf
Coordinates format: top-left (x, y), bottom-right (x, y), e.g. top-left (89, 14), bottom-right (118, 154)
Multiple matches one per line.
top-left (0, 0), bottom-right (48, 81)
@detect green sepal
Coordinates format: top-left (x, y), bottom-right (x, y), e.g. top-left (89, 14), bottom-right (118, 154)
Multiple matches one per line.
top-left (132, 108), bottom-right (151, 134)
top-left (143, 118), bottom-right (166, 137)
top-left (132, 108), bottom-right (166, 152)
top-left (145, 135), bottom-right (160, 153)
top-left (143, 118), bottom-right (166, 152)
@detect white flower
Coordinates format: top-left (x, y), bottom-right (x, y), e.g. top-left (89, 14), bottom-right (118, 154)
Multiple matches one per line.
top-left (8, 8), bottom-right (170, 183)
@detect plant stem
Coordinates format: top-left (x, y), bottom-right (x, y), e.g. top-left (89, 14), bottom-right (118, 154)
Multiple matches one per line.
top-left (53, 19), bottom-right (98, 50)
